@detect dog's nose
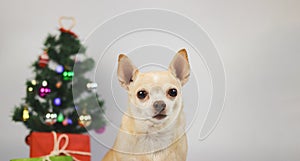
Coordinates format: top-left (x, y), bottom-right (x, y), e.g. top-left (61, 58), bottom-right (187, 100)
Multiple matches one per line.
top-left (153, 100), bottom-right (166, 112)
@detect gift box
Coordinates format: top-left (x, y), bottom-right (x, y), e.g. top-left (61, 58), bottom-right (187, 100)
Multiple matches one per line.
top-left (28, 132), bottom-right (90, 161)
top-left (11, 156), bottom-right (73, 161)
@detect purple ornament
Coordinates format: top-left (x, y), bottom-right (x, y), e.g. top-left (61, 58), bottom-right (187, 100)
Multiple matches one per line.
top-left (67, 118), bottom-right (73, 124)
top-left (39, 87), bottom-right (51, 97)
top-left (53, 97), bottom-right (62, 106)
top-left (55, 65), bottom-right (64, 74)
top-left (95, 126), bottom-right (105, 134)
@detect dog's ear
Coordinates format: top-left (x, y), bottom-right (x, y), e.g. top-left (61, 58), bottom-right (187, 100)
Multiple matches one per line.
top-left (117, 54), bottom-right (138, 90)
top-left (169, 49), bottom-right (190, 86)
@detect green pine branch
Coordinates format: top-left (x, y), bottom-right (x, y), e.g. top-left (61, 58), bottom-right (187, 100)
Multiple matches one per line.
top-left (12, 27), bottom-right (106, 134)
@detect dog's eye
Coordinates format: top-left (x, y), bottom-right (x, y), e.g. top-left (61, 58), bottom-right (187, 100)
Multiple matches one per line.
top-left (137, 90), bottom-right (148, 99)
top-left (168, 88), bottom-right (177, 97)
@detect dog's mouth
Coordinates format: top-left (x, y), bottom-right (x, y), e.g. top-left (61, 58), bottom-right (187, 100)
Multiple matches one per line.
top-left (152, 113), bottom-right (167, 120)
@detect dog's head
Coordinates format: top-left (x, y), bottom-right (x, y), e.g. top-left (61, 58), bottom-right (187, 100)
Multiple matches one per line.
top-left (117, 49), bottom-right (190, 124)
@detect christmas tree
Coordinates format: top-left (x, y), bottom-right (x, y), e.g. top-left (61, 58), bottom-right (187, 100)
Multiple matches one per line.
top-left (12, 18), bottom-right (105, 134)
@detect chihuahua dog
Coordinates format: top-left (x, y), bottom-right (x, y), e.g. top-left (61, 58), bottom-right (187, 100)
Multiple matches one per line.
top-left (102, 49), bottom-right (190, 161)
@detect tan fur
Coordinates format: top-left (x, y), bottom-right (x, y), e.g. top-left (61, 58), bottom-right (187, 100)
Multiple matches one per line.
top-left (102, 49), bottom-right (190, 161)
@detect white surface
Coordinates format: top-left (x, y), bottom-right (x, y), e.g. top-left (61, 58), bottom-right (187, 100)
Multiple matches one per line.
top-left (1, 0), bottom-right (300, 161)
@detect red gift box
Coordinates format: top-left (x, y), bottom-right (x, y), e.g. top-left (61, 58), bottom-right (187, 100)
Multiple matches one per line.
top-left (28, 132), bottom-right (91, 161)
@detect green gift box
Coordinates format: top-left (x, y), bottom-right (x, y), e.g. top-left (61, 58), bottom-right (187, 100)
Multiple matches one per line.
top-left (11, 156), bottom-right (73, 161)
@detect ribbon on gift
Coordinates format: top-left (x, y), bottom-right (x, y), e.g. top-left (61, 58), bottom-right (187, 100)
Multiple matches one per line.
top-left (42, 132), bottom-right (91, 161)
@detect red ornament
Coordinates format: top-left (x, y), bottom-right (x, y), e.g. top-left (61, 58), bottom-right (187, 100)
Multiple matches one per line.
top-left (59, 27), bottom-right (78, 38)
top-left (25, 133), bottom-right (32, 146)
top-left (38, 51), bottom-right (49, 68)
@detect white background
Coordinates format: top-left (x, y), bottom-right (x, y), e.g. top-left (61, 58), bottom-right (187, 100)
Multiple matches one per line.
top-left (1, 0), bottom-right (300, 161)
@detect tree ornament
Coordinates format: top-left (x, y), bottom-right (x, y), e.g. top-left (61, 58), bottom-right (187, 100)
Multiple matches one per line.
top-left (22, 106), bottom-right (30, 121)
top-left (38, 51), bottom-right (49, 68)
top-left (86, 82), bottom-right (98, 90)
top-left (31, 80), bottom-right (37, 85)
top-left (11, 17), bottom-right (106, 134)
top-left (25, 133), bottom-right (31, 146)
top-left (28, 80), bottom-right (37, 93)
top-left (62, 71), bottom-right (74, 80)
top-left (39, 87), bottom-right (51, 97)
top-left (42, 80), bottom-right (48, 87)
top-left (27, 87), bottom-right (34, 92)
top-left (58, 16), bottom-right (78, 38)
top-left (45, 112), bottom-right (57, 125)
top-left (62, 118), bottom-right (68, 126)
top-left (62, 118), bottom-right (73, 126)
top-left (78, 114), bottom-right (92, 127)
top-left (56, 81), bottom-right (62, 88)
top-left (38, 80), bottom-right (51, 97)
top-left (59, 28), bottom-right (78, 38)
top-left (67, 118), bottom-right (73, 125)
top-left (57, 113), bottom-right (64, 123)
top-left (55, 65), bottom-right (64, 74)
top-left (95, 126), bottom-right (105, 134)
top-left (53, 97), bottom-right (62, 106)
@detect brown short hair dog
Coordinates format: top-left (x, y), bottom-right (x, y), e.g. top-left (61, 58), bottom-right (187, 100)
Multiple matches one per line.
top-left (102, 49), bottom-right (190, 161)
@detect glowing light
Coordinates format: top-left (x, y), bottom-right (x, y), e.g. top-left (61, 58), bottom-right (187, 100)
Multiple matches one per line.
top-left (22, 107), bottom-right (30, 121)
top-left (53, 97), bottom-right (62, 106)
top-left (28, 87), bottom-right (33, 92)
top-left (62, 71), bottom-right (74, 80)
top-left (39, 87), bottom-right (51, 97)
top-left (56, 65), bottom-right (64, 74)
top-left (57, 113), bottom-right (64, 122)
top-left (42, 80), bottom-right (48, 87)
top-left (31, 80), bottom-right (37, 85)
top-left (87, 83), bottom-right (98, 89)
